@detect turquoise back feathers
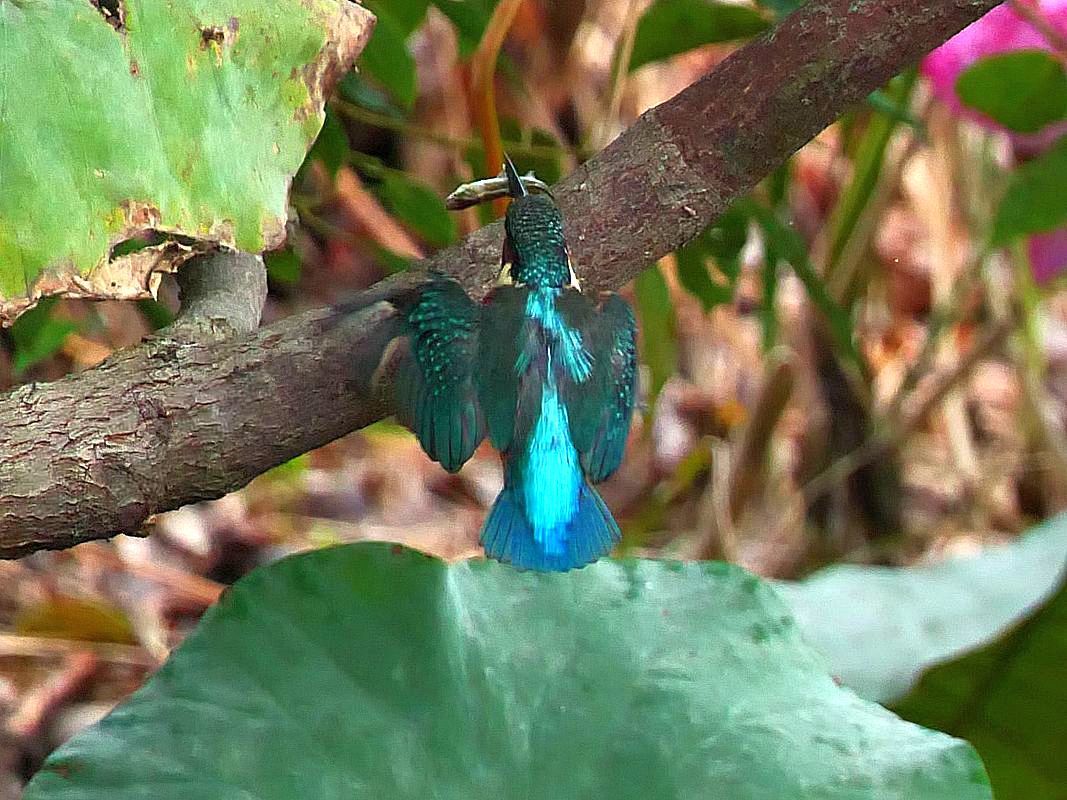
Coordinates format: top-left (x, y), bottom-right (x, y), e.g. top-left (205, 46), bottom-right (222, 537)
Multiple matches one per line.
top-left (393, 169), bottom-right (638, 572)
top-left (504, 195), bottom-right (573, 289)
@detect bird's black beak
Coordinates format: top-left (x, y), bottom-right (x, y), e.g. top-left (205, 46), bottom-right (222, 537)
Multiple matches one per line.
top-left (503, 154), bottom-right (527, 199)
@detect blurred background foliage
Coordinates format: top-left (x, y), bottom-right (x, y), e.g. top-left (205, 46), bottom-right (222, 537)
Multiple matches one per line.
top-left (3, 0), bottom-right (1067, 797)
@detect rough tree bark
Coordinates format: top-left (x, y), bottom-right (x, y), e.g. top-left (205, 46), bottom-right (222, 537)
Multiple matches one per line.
top-left (0, 0), bottom-right (1002, 558)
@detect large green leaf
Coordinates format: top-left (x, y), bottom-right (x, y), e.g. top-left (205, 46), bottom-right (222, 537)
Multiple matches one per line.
top-left (956, 50), bottom-right (1067, 134)
top-left (777, 513), bottom-right (1067, 704)
top-left (630, 0), bottom-right (769, 71)
top-left (0, 0), bottom-right (371, 324)
top-left (778, 516), bottom-right (1067, 800)
top-left (992, 136), bottom-right (1067, 246)
top-left (25, 545), bottom-right (990, 799)
top-left (895, 547), bottom-right (1067, 799)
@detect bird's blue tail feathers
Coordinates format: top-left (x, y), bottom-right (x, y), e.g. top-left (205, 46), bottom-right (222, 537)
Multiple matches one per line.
top-left (480, 482), bottom-right (620, 572)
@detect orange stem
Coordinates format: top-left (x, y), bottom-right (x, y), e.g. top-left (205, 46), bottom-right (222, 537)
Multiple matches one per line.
top-left (469, 0), bottom-right (524, 218)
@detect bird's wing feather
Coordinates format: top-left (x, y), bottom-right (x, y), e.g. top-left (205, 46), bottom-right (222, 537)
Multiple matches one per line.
top-left (476, 285), bottom-right (531, 453)
top-left (559, 291), bottom-right (637, 483)
top-left (394, 278), bottom-right (486, 472)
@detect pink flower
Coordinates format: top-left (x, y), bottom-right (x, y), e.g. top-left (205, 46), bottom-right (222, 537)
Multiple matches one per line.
top-left (923, 1), bottom-right (1067, 284)
top-left (922, 0), bottom-right (1067, 152)
top-left (1029, 228), bottom-right (1067, 283)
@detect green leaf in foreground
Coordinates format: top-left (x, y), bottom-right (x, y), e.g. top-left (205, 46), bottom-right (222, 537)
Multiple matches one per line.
top-left (0, 0), bottom-right (369, 324)
top-left (630, 0), bottom-right (769, 71)
top-left (25, 546), bottom-right (990, 800)
top-left (956, 50), bottom-right (1067, 134)
top-left (777, 512), bottom-right (1067, 704)
top-left (992, 136), bottom-right (1067, 245)
top-left (895, 550), bottom-right (1067, 800)
top-left (777, 514), bottom-right (1067, 800)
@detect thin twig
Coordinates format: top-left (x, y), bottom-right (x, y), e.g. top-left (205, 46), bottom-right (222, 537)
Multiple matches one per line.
top-left (1012, 240), bottom-right (1067, 504)
top-left (591, 0), bottom-right (643, 152)
top-left (692, 350), bottom-right (796, 561)
top-left (802, 318), bottom-right (1013, 505)
top-left (81, 542), bottom-right (224, 608)
top-left (331, 100), bottom-right (570, 161)
top-left (0, 633), bottom-right (155, 666)
top-left (884, 263), bottom-right (983, 422)
top-left (333, 167), bottom-right (425, 259)
top-left (7, 652), bottom-right (101, 740)
top-left (291, 198), bottom-right (364, 247)
top-left (469, 0), bottom-right (524, 217)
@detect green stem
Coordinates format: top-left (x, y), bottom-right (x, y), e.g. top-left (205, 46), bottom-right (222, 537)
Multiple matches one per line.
top-left (1011, 240), bottom-right (1067, 501)
top-left (825, 70), bottom-right (918, 283)
top-left (332, 100), bottom-right (573, 162)
top-left (745, 200), bottom-right (862, 370)
top-left (1013, 240), bottom-right (1046, 383)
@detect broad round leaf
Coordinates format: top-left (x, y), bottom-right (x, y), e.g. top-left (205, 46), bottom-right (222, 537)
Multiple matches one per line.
top-left (0, 0), bottom-right (373, 323)
top-left (777, 512), bottom-right (1067, 703)
top-left (956, 50), bottom-right (1067, 134)
top-left (993, 136), bottom-right (1067, 246)
top-left (895, 556), bottom-right (1067, 800)
top-left (26, 545), bottom-right (991, 799)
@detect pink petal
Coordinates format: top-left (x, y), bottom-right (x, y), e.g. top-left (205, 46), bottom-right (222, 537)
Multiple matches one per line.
top-left (1028, 227), bottom-right (1067, 284)
top-left (921, 0), bottom-right (1067, 148)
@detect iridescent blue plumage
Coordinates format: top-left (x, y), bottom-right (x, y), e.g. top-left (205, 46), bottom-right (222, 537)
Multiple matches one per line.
top-left (394, 161), bottom-right (637, 571)
top-left (394, 279), bottom-right (486, 473)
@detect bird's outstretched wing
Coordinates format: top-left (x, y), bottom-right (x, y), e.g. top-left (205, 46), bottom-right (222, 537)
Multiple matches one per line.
top-left (559, 292), bottom-right (638, 483)
top-left (476, 285), bottom-right (528, 453)
top-left (394, 278), bottom-right (486, 472)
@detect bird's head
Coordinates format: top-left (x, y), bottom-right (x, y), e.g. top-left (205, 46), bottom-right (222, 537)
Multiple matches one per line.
top-left (500, 156), bottom-right (578, 290)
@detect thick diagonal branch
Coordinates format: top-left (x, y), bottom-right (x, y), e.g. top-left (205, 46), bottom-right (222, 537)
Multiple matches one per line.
top-left (0, 0), bottom-right (1000, 558)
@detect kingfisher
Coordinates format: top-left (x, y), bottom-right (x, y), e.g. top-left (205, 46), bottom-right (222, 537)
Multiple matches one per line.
top-left (392, 157), bottom-right (637, 572)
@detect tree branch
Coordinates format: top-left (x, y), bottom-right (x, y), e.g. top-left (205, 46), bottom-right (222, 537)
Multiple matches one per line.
top-left (0, 0), bottom-right (1000, 558)
top-left (172, 252), bottom-right (268, 337)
